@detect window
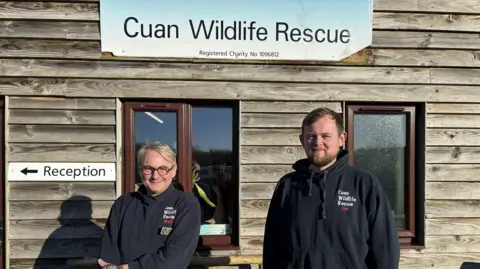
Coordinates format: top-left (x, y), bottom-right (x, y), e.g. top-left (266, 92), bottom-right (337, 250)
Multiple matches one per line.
top-left (345, 104), bottom-right (424, 247)
top-left (123, 101), bottom-right (240, 250)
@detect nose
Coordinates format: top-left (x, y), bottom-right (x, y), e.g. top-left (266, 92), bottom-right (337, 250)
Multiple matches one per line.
top-left (311, 135), bottom-right (322, 146)
top-left (151, 170), bottom-right (160, 179)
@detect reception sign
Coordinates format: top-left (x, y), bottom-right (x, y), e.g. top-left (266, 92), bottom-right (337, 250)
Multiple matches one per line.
top-left (100, 0), bottom-right (373, 61)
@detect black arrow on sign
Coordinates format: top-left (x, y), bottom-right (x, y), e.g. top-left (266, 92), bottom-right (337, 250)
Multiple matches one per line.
top-left (21, 168), bottom-right (38, 175)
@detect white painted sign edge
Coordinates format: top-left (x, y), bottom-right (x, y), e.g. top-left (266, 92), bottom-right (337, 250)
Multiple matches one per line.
top-left (8, 162), bottom-right (117, 182)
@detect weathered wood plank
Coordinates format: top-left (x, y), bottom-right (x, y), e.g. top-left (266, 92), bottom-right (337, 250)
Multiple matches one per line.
top-left (8, 96), bottom-right (115, 110)
top-left (8, 182), bottom-right (116, 201)
top-left (0, 2), bottom-right (99, 20)
top-left (10, 200), bottom-right (112, 220)
top-left (9, 219), bottom-right (106, 239)
top-left (2, 20), bottom-right (480, 50)
top-left (425, 236), bottom-right (480, 253)
top-left (427, 129), bottom-right (480, 146)
top-left (241, 146), bottom-right (305, 164)
top-left (0, 20), bottom-right (99, 40)
top-left (241, 101), bottom-right (341, 113)
top-left (426, 218), bottom-right (480, 235)
top-left (0, 59), bottom-right (431, 83)
top-left (241, 164), bottom-right (292, 183)
top-left (240, 218), bottom-right (266, 237)
top-left (427, 164), bottom-right (480, 182)
top-left (242, 128), bottom-right (300, 146)
top-left (10, 238), bottom-right (101, 259)
top-left (370, 49), bottom-right (480, 67)
top-left (8, 109), bottom-right (115, 125)
top-left (242, 114), bottom-right (307, 128)
top-left (9, 143), bottom-right (115, 162)
top-left (3, 39), bottom-right (480, 67)
top-left (374, 0), bottom-right (480, 13)
top-left (10, 259), bottom-right (75, 269)
top-left (373, 31), bottom-right (480, 50)
top-left (2, 77), bottom-right (480, 102)
top-left (427, 103), bottom-right (480, 114)
top-left (64, 79), bottom-right (480, 102)
top-left (240, 200), bottom-right (270, 219)
top-left (8, 125), bottom-right (115, 143)
top-left (0, 78), bottom-right (66, 96)
top-left (431, 68), bottom-right (480, 85)
top-left (427, 200), bottom-right (480, 218)
top-left (373, 13), bottom-right (480, 32)
top-left (426, 182), bottom-right (480, 200)
top-left (426, 147), bottom-right (480, 164)
top-left (241, 183), bottom-right (276, 200)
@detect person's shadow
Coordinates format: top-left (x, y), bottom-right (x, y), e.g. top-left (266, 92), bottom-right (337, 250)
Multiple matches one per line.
top-left (33, 195), bottom-right (104, 269)
top-left (461, 262), bottom-right (480, 269)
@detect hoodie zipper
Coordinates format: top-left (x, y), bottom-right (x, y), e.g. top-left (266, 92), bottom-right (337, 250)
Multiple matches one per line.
top-left (320, 171), bottom-right (328, 219)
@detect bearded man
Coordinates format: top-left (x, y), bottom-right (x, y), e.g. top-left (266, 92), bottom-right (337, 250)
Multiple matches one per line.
top-left (262, 107), bottom-right (400, 269)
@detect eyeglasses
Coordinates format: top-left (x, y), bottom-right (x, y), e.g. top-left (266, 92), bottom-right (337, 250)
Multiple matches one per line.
top-left (141, 165), bottom-right (174, 176)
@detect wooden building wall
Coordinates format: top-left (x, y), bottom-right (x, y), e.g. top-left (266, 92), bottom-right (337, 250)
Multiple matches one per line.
top-left (6, 97), bottom-right (118, 268)
top-left (1, 0), bottom-right (480, 268)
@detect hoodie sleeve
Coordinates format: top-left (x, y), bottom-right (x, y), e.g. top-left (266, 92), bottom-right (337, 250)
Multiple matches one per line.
top-left (365, 176), bottom-right (401, 269)
top-left (262, 179), bottom-right (286, 269)
top-left (127, 196), bottom-right (201, 269)
top-left (99, 199), bottom-right (122, 264)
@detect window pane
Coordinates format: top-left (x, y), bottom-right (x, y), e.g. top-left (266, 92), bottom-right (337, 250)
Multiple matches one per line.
top-left (353, 114), bottom-right (407, 228)
top-left (191, 107), bottom-right (234, 236)
top-left (134, 111), bottom-right (181, 190)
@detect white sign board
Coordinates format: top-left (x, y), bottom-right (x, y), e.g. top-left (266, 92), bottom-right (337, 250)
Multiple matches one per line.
top-left (8, 162), bottom-right (116, 181)
top-left (100, 0), bottom-right (373, 61)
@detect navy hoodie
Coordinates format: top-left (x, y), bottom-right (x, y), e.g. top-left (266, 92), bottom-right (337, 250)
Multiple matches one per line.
top-left (99, 185), bottom-right (201, 269)
top-left (262, 150), bottom-right (400, 269)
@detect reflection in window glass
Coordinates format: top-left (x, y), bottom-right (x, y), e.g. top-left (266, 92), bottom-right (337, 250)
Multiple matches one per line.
top-left (191, 107), bottom-right (234, 236)
top-left (353, 114), bottom-right (407, 228)
top-left (134, 111), bottom-right (179, 189)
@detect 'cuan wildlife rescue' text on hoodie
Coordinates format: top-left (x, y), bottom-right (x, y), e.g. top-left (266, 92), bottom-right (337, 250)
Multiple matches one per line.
top-left (262, 150), bottom-right (400, 269)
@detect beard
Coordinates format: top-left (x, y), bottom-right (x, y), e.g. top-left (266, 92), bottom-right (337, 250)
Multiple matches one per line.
top-left (308, 149), bottom-right (339, 168)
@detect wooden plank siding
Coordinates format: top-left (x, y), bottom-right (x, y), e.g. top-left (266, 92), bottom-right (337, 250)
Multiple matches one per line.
top-left (0, 0), bottom-right (480, 268)
top-left (6, 97), bottom-right (117, 269)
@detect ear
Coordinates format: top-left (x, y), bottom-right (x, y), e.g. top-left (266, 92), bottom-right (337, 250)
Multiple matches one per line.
top-left (171, 165), bottom-right (178, 177)
top-left (299, 133), bottom-right (304, 147)
top-left (339, 131), bottom-right (347, 147)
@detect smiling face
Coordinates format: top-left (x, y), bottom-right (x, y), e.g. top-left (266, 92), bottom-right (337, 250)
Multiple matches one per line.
top-left (140, 148), bottom-right (177, 195)
top-left (300, 113), bottom-right (347, 169)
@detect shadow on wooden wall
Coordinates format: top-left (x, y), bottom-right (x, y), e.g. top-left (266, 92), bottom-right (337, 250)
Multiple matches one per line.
top-left (33, 195), bottom-right (103, 269)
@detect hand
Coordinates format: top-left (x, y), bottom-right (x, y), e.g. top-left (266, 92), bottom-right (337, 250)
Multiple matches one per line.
top-left (98, 258), bottom-right (119, 269)
top-left (98, 258), bottom-right (108, 267)
top-left (102, 263), bottom-right (118, 269)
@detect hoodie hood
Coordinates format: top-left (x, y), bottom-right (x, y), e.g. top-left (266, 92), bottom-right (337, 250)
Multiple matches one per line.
top-left (291, 149), bottom-right (350, 219)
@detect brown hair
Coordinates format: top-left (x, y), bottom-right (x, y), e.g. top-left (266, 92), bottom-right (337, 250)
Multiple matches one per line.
top-left (301, 107), bottom-right (344, 135)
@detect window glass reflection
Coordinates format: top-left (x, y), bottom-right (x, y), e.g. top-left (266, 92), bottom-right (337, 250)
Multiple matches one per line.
top-left (353, 114), bottom-right (407, 228)
top-left (134, 111), bottom-right (180, 190)
top-left (191, 107), bottom-right (234, 236)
